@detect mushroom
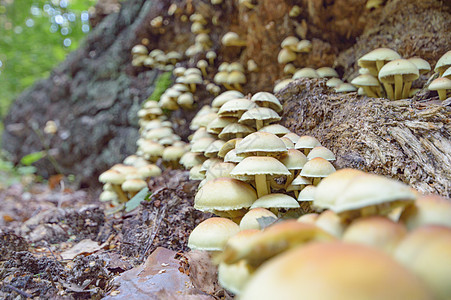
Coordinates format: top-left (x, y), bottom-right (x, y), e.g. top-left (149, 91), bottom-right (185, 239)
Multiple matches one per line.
top-left (434, 50), bottom-right (451, 76)
top-left (250, 193), bottom-right (300, 216)
top-left (205, 162), bottom-right (236, 181)
top-left (177, 92), bottom-right (194, 109)
top-left (240, 208), bottom-right (277, 230)
top-left (289, 5), bottom-right (301, 17)
top-left (230, 156), bottom-right (290, 198)
top-left (279, 148), bottom-right (308, 183)
top-left (378, 59), bottom-right (419, 100)
top-left (273, 79), bottom-right (293, 93)
top-left (294, 135), bottom-right (321, 155)
top-left (315, 210), bottom-right (346, 238)
top-left (162, 146), bottom-right (186, 168)
top-left (238, 107), bottom-right (281, 130)
top-left (227, 70), bottom-right (247, 92)
top-left (300, 157), bottom-right (336, 185)
top-left (180, 152), bottom-right (206, 169)
top-left (197, 59), bottom-right (209, 78)
top-left (184, 73), bottom-right (203, 93)
top-left (326, 77), bottom-right (344, 88)
top-left (195, 33), bottom-right (212, 50)
top-left (307, 146), bottom-right (336, 161)
top-left (258, 124), bottom-right (290, 137)
top-left (235, 132), bottom-right (287, 158)
top-left (98, 169), bottom-right (129, 203)
top-left (204, 140), bottom-right (227, 158)
top-left (428, 77), bottom-right (451, 100)
top-left (334, 83), bottom-right (357, 93)
top-left (218, 98), bottom-right (256, 118)
top-left (218, 259), bottom-right (253, 296)
top-left (282, 132), bottom-right (301, 144)
top-left (188, 217), bottom-right (240, 251)
top-left (214, 71), bottom-right (232, 90)
top-left (222, 32), bottom-right (247, 47)
top-left (283, 63), bottom-right (296, 75)
top-left (316, 67), bottom-right (339, 78)
top-left (288, 175), bottom-right (312, 198)
top-left (121, 178), bottom-right (147, 199)
top-left (292, 67), bottom-right (319, 79)
top-left (407, 57), bottom-right (431, 75)
top-left (247, 60), bottom-right (258, 72)
top-left (443, 66), bottom-right (451, 79)
top-left (166, 51), bottom-right (181, 65)
top-left (219, 123), bottom-right (255, 140)
top-left (281, 36), bottom-right (299, 52)
top-left (399, 194), bottom-right (451, 230)
top-left (251, 92), bottom-right (283, 113)
top-left (296, 40), bottom-right (312, 53)
top-left (189, 165), bottom-right (206, 180)
top-left (358, 47), bottom-right (401, 76)
top-left (224, 149), bottom-right (244, 164)
top-left (218, 138), bottom-right (243, 158)
top-left (277, 48), bottom-right (297, 64)
top-left (206, 51), bottom-right (217, 65)
top-left (350, 74), bottom-right (381, 97)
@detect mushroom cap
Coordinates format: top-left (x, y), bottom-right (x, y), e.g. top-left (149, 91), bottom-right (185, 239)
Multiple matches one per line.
top-left (184, 73), bottom-right (203, 84)
top-left (378, 59), bottom-right (419, 83)
top-left (173, 67), bottom-right (186, 77)
top-left (221, 31), bottom-right (245, 46)
top-left (428, 77), bottom-right (451, 91)
top-left (180, 152), bottom-right (206, 169)
top-left (434, 50), bottom-right (451, 74)
top-left (140, 140), bottom-right (165, 156)
top-left (279, 149), bottom-right (307, 170)
top-left (343, 216), bottom-right (407, 254)
top-left (214, 71), bottom-right (228, 85)
top-left (282, 132), bottom-right (301, 143)
top-left (251, 92), bottom-right (283, 112)
top-left (218, 260), bottom-right (252, 296)
top-left (99, 169), bottom-right (126, 185)
top-left (351, 74), bottom-right (380, 87)
top-left (206, 50), bottom-right (217, 59)
top-left (307, 146), bottom-right (336, 161)
top-left (205, 162), bottom-right (236, 181)
top-left (121, 178), bottom-right (147, 192)
top-left (144, 127), bottom-right (173, 141)
top-left (224, 149), bottom-right (244, 163)
top-left (294, 135), bottom-right (321, 150)
top-left (218, 98), bottom-right (256, 117)
top-left (283, 63), bottom-right (297, 75)
top-left (235, 132), bottom-right (287, 157)
top-left (394, 225), bottom-right (451, 300)
top-left (131, 44), bottom-right (148, 56)
top-left (199, 158), bottom-right (222, 175)
top-left (407, 57), bottom-right (431, 74)
top-left (231, 156), bottom-right (290, 179)
top-left (227, 70), bottom-right (247, 85)
top-left (291, 175), bottom-right (312, 186)
top-left (162, 145), bottom-right (185, 161)
top-left (326, 77), bottom-right (344, 87)
top-left (218, 123), bottom-right (255, 140)
top-left (99, 190), bottom-right (118, 202)
top-left (297, 213), bottom-right (319, 224)
top-left (315, 210), bottom-right (346, 238)
top-left (177, 92), bottom-right (194, 107)
top-left (204, 140), bottom-right (226, 157)
top-left (296, 39), bottom-right (312, 52)
top-left (297, 184), bottom-right (316, 201)
top-left (194, 177), bottom-right (257, 212)
top-left (292, 67), bottom-right (319, 79)
top-left (443, 66), bottom-right (451, 79)
top-left (280, 137), bottom-right (295, 149)
top-left (315, 170), bottom-right (417, 213)
top-left (137, 164), bottom-right (162, 178)
top-left (316, 67), bottom-right (339, 78)
top-left (190, 127), bottom-right (216, 142)
top-left (207, 117), bottom-right (237, 134)
top-left (399, 194), bottom-right (451, 230)
top-left (227, 62), bottom-right (245, 73)
top-left (281, 36), bottom-right (299, 50)
top-left (335, 83), bottom-right (357, 93)
top-left (358, 47), bottom-right (401, 69)
top-left (239, 208), bottom-right (277, 230)
top-left (273, 79), bottom-right (293, 93)
top-left (166, 51), bottom-right (182, 61)
top-left (258, 124), bottom-right (290, 137)
top-left (188, 217), bottom-right (240, 251)
top-left (212, 91), bottom-right (244, 108)
top-left (250, 193), bottom-right (300, 210)
top-left (189, 164), bottom-right (205, 180)
top-left (240, 242), bottom-right (433, 300)
top-left (238, 107), bottom-right (281, 127)
top-left (277, 48), bottom-right (297, 64)
top-left (218, 138), bottom-right (243, 158)
top-left (191, 137), bottom-right (215, 153)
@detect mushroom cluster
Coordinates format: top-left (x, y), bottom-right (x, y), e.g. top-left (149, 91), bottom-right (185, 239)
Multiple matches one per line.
top-left (131, 45), bottom-right (182, 71)
top-left (213, 62), bottom-right (247, 92)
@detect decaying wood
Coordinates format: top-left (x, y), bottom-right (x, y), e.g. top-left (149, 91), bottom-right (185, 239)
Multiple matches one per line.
top-left (279, 78), bottom-right (451, 197)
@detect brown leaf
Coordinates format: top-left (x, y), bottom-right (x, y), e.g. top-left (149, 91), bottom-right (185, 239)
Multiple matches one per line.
top-left (61, 239), bottom-right (106, 260)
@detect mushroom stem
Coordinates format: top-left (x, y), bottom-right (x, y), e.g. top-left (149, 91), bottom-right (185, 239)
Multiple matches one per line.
top-left (190, 83), bottom-right (197, 93)
top-left (303, 149), bottom-right (310, 156)
top-left (312, 177), bottom-right (321, 186)
top-left (112, 184), bottom-right (129, 203)
top-left (208, 57), bottom-right (215, 65)
top-left (232, 40), bottom-right (247, 47)
top-left (371, 86), bottom-right (381, 97)
top-left (236, 133), bottom-right (243, 138)
top-left (382, 83), bottom-right (394, 100)
top-left (233, 83), bottom-right (244, 93)
top-left (255, 119), bottom-right (264, 130)
top-left (200, 67), bottom-right (207, 78)
top-left (402, 81), bottom-right (412, 99)
top-left (224, 83), bottom-right (234, 90)
top-left (363, 86), bottom-right (377, 98)
top-left (129, 191), bottom-right (138, 199)
top-left (294, 190), bottom-right (299, 198)
top-left (375, 60), bottom-right (385, 74)
top-left (255, 174), bottom-right (269, 198)
top-left (437, 89), bottom-right (447, 100)
top-left (394, 74), bottom-right (403, 100)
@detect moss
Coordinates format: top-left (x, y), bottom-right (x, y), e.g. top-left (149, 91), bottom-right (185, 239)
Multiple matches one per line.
top-left (146, 71), bottom-right (173, 103)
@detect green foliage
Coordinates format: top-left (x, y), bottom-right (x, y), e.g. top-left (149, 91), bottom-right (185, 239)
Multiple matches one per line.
top-left (146, 72), bottom-right (173, 103)
top-left (20, 150), bottom-right (45, 166)
top-left (0, 0), bottom-right (94, 118)
top-left (125, 187), bottom-right (151, 212)
top-left (0, 150), bottom-right (42, 187)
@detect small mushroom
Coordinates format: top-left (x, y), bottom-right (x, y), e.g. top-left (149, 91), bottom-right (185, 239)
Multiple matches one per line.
top-left (378, 59), bottom-right (419, 100)
top-left (197, 59), bottom-right (208, 77)
top-left (206, 51), bottom-right (217, 65)
top-left (434, 50), bottom-right (451, 76)
top-left (428, 77), bottom-right (451, 100)
top-left (222, 32), bottom-right (247, 47)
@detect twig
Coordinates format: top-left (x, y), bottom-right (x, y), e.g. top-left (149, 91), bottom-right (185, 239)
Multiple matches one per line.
top-left (3, 283), bottom-right (33, 298)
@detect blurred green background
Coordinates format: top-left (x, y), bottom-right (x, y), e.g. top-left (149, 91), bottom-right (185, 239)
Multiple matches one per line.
top-left (0, 0), bottom-right (95, 121)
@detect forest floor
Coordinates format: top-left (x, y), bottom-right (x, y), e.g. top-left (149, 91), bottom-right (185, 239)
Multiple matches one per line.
top-left (0, 170), bottom-right (226, 299)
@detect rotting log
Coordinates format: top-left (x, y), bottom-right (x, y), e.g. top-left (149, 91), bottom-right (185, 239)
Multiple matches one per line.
top-left (278, 78), bottom-right (451, 198)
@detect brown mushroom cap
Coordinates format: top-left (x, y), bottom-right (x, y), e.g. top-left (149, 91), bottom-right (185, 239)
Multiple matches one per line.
top-left (240, 242), bottom-right (433, 300)
top-left (188, 217), bottom-right (240, 251)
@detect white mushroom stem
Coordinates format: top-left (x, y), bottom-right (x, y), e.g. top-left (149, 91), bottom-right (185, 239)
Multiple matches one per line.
top-left (402, 81), bottom-right (412, 99)
top-left (111, 184), bottom-right (129, 202)
top-left (362, 86), bottom-right (378, 98)
top-left (255, 119), bottom-right (264, 130)
top-left (394, 74), bottom-right (403, 100)
top-left (382, 83), bottom-right (394, 100)
top-left (255, 174), bottom-right (269, 198)
top-left (437, 89), bottom-right (447, 100)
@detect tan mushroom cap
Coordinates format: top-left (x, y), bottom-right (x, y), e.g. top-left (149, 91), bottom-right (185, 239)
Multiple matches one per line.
top-left (407, 57), bottom-right (431, 74)
top-left (218, 260), bottom-right (252, 296)
top-left (140, 140), bottom-right (164, 157)
top-left (378, 59), bottom-right (419, 82)
top-left (177, 92), bottom-right (194, 108)
top-left (351, 74), bottom-right (380, 87)
top-left (335, 83), bottom-right (357, 93)
top-left (297, 213), bottom-right (319, 224)
top-left (315, 210), bottom-right (346, 238)
top-left (218, 123), bottom-right (255, 140)
top-left (137, 164), bottom-right (162, 178)
top-left (250, 92), bottom-right (283, 113)
top-left (121, 178), bottom-right (147, 193)
top-left (190, 127), bottom-right (216, 142)
top-left (218, 138), bottom-right (243, 158)
top-left (316, 67), bottom-right (339, 78)
top-left (204, 140), bottom-right (227, 158)
top-left (188, 217), bottom-right (240, 251)
top-left (162, 145), bottom-right (185, 161)
top-left (227, 70), bottom-right (247, 90)
top-left (399, 194), bottom-right (451, 230)
top-left (224, 149), bottom-right (244, 163)
top-left (283, 63), bottom-right (296, 75)
top-left (428, 77), bottom-right (451, 100)
top-left (307, 146), bottom-right (336, 161)
top-left (296, 39), bottom-right (312, 52)
top-left (297, 184), bottom-right (316, 201)
top-left (199, 158), bottom-right (222, 175)
top-left (434, 50), bottom-right (451, 75)
top-left (443, 66), bottom-right (451, 79)
top-left (189, 164), bottom-right (205, 180)
top-left (180, 152), bottom-right (206, 169)
top-left (99, 169), bottom-right (126, 185)
top-left (279, 149), bottom-right (307, 171)
top-left (273, 79), bottom-right (293, 93)
top-left (221, 31), bottom-right (247, 47)
top-left (291, 175), bottom-right (312, 186)
top-left (358, 47), bottom-right (401, 72)
top-left (394, 225), bottom-right (451, 300)
top-left (343, 216), bottom-right (407, 254)
top-left (238, 107), bottom-right (281, 129)
top-left (295, 135), bottom-right (321, 151)
top-left (131, 44), bottom-right (148, 56)
top-left (239, 208), bottom-right (277, 230)
top-left (144, 127), bottom-right (173, 141)
top-left (194, 112), bottom-right (218, 129)
top-left (282, 132), bottom-right (301, 143)
top-left (99, 190), bottom-right (118, 202)
top-left (194, 177), bottom-right (257, 212)
top-left (218, 98), bottom-right (256, 118)
top-left (191, 137), bottom-right (215, 153)
top-left (281, 36), bottom-right (299, 51)
top-left (205, 162), bottom-right (236, 181)
top-left (277, 48), bottom-right (297, 64)
top-left (214, 71), bottom-right (229, 86)
top-left (292, 67), bottom-right (319, 79)
top-left (240, 242), bottom-right (433, 300)
top-left (326, 77), bottom-right (344, 87)
top-left (231, 156), bottom-right (290, 178)
top-left (235, 132), bottom-right (287, 157)
top-left (207, 117), bottom-right (237, 134)
top-left (228, 62), bottom-right (245, 73)
top-left (315, 170), bottom-right (417, 214)
top-left (280, 137), bottom-right (295, 149)
top-left (250, 193), bottom-right (300, 210)
top-left (211, 91), bottom-right (244, 108)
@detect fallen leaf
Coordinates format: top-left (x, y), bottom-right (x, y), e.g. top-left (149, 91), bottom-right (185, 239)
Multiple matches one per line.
top-left (61, 239), bottom-right (106, 260)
